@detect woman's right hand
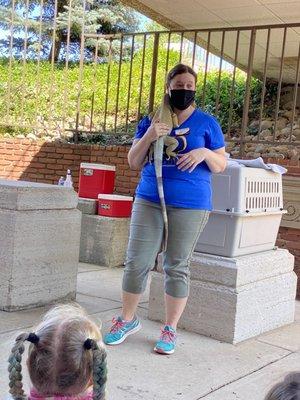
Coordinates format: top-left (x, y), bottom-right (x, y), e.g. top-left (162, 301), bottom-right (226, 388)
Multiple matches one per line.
top-left (145, 120), bottom-right (172, 142)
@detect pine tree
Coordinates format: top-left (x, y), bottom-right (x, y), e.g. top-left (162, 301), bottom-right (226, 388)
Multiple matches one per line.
top-left (0, 0), bottom-right (139, 61)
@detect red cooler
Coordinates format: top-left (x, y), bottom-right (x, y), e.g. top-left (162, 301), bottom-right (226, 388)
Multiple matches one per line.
top-left (78, 163), bottom-right (115, 199)
top-left (98, 194), bottom-right (133, 218)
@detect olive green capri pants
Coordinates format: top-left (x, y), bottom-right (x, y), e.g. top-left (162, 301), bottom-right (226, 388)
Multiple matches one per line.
top-left (122, 198), bottom-right (210, 298)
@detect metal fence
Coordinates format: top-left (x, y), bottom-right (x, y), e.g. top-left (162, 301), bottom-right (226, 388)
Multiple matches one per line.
top-left (1, 0), bottom-right (300, 155)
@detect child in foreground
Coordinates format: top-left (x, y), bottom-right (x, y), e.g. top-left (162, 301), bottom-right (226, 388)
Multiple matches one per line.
top-left (265, 372), bottom-right (300, 400)
top-left (7, 303), bottom-right (107, 400)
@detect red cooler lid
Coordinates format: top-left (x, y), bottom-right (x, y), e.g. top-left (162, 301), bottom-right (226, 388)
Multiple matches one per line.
top-left (80, 163), bottom-right (116, 171)
top-left (98, 194), bottom-right (133, 201)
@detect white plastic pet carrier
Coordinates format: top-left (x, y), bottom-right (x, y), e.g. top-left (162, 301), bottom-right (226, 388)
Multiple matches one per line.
top-left (195, 166), bottom-right (286, 257)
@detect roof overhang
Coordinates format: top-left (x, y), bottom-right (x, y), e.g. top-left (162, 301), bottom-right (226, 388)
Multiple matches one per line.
top-left (121, 0), bottom-right (300, 83)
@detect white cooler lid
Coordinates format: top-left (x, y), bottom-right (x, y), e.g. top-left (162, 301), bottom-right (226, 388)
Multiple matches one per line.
top-left (80, 163), bottom-right (115, 171)
top-left (98, 194), bottom-right (133, 201)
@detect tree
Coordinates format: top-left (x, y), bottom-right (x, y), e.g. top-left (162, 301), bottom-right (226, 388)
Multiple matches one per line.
top-left (0, 0), bottom-right (140, 61)
top-left (144, 20), bottom-right (165, 32)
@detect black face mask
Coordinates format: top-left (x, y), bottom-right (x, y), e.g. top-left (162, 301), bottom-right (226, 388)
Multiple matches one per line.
top-left (169, 89), bottom-right (196, 110)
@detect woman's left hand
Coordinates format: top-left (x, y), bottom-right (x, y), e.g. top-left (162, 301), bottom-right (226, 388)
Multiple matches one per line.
top-left (176, 148), bottom-right (208, 172)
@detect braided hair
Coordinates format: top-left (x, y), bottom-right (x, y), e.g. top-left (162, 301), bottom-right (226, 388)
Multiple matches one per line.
top-left (7, 304), bottom-right (107, 399)
top-left (8, 332), bottom-right (39, 400)
top-left (84, 339), bottom-right (107, 400)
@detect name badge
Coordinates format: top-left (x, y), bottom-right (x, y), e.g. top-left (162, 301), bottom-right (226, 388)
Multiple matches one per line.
top-left (174, 128), bottom-right (190, 136)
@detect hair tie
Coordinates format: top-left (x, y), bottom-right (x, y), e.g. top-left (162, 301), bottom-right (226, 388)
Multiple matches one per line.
top-left (83, 338), bottom-right (93, 350)
top-left (27, 333), bottom-right (39, 344)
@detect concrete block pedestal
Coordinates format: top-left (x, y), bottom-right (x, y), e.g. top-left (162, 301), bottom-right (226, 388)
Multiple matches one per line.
top-left (0, 180), bottom-right (81, 311)
top-left (148, 249), bottom-right (297, 343)
top-left (77, 197), bottom-right (98, 215)
top-left (78, 198), bottom-right (130, 268)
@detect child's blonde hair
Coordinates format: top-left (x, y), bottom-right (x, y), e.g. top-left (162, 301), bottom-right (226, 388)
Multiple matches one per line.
top-left (8, 303), bottom-right (107, 399)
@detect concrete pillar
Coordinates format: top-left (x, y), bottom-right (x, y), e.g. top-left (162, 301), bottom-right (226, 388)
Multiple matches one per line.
top-left (0, 179), bottom-right (81, 311)
top-left (78, 198), bottom-right (130, 268)
top-left (77, 197), bottom-right (98, 215)
top-left (148, 249), bottom-right (297, 344)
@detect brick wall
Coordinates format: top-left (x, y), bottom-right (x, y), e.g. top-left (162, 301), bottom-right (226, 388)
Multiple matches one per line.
top-left (0, 139), bottom-right (138, 195)
top-left (1, 138), bottom-right (299, 193)
top-left (276, 227), bottom-right (300, 298)
top-left (0, 138), bottom-right (299, 297)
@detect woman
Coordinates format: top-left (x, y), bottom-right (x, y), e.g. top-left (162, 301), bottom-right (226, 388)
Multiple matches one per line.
top-left (104, 63), bottom-right (227, 355)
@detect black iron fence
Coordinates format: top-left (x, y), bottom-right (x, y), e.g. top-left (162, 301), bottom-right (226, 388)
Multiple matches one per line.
top-left (1, 1), bottom-right (300, 155)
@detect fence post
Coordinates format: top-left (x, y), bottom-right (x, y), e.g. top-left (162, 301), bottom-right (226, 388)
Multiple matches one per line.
top-left (148, 32), bottom-right (159, 114)
top-left (74, 0), bottom-right (86, 144)
top-left (240, 28), bottom-right (256, 157)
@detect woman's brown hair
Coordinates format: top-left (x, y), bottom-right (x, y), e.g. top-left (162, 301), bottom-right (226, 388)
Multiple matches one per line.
top-left (166, 63), bottom-right (197, 87)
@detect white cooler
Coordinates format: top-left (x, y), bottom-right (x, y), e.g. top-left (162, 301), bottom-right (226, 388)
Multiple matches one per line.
top-left (195, 166), bottom-right (286, 257)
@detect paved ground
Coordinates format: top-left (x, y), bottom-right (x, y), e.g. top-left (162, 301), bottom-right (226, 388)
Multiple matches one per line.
top-left (1, 263), bottom-right (299, 400)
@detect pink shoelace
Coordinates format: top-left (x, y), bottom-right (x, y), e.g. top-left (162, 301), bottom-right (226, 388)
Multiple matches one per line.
top-left (110, 317), bottom-right (126, 333)
top-left (160, 328), bottom-right (176, 343)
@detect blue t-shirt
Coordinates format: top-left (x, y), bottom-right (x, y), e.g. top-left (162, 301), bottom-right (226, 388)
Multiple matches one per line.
top-left (134, 108), bottom-right (225, 210)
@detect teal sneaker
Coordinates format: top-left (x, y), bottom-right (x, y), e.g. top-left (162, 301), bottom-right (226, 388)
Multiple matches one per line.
top-left (154, 325), bottom-right (177, 355)
top-left (104, 316), bottom-right (141, 345)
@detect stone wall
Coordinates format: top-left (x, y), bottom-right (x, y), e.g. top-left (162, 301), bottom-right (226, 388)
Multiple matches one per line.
top-left (0, 138), bottom-right (299, 296)
top-left (278, 176), bottom-right (300, 297)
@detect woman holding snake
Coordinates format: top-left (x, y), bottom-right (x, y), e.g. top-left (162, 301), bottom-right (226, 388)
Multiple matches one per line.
top-left (104, 63), bottom-right (227, 355)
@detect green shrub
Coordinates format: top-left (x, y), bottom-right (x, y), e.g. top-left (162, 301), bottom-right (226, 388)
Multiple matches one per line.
top-left (195, 70), bottom-right (277, 133)
top-left (0, 47), bottom-right (276, 138)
